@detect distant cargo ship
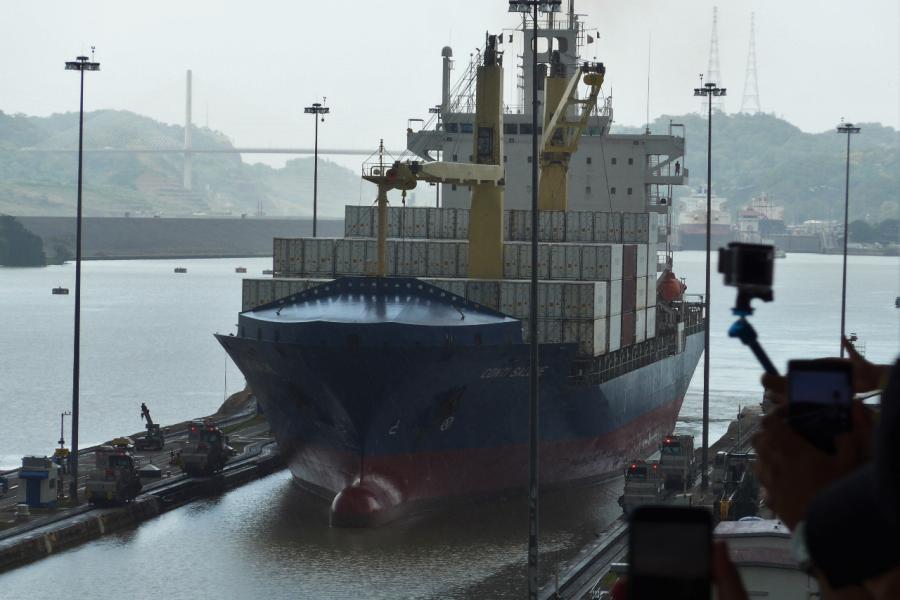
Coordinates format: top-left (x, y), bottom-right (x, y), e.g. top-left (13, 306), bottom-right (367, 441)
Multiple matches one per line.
top-left (675, 189), bottom-right (733, 250)
top-left (218, 2), bottom-right (705, 527)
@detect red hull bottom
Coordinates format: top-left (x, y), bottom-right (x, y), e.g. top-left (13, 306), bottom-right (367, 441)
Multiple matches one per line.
top-left (286, 395), bottom-right (684, 527)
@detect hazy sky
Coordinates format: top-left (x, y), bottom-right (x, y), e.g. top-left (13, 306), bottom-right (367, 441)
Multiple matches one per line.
top-left (2, 0), bottom-right (898, 169)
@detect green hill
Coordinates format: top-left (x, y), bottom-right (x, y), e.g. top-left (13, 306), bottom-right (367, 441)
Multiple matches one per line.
top-left (1, 109), bottom-right (897, 224)
top-left (0, 109), bottom-right (363, 218)
top-left (613, 112), bottom-right (899, 224)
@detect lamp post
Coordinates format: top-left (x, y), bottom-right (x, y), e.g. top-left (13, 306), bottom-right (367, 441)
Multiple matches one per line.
top-left (64, 52), bottom-right (100, 501)
top-left (836, 122), bottom-right (860, 357)
top-left (508, 2), bottom-right (560, 597)
top-left (693, 77), bottom-right (725, 491)
top-left (304, 100), bottom-right (330, 238)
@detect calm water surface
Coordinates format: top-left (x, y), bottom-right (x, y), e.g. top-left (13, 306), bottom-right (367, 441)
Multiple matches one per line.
top-left (0, 252), bottom-right (896, 598)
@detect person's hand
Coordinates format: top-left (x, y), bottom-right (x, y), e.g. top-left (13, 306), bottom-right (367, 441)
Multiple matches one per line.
top-left (608, 542), bottom-right (750, 600)
top-left (761, 338), bottom-right (890, 400)
top-left (751, 406), bottom-right (864, 529)
top-left (713, 541), bottom-right (749, 600)
top-left (842, 337), bottom-right (891, 393)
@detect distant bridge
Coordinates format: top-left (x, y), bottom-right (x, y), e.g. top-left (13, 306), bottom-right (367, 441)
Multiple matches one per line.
top-left (23, 70), bottom-right (398, 189)
top-left (22, 147), bottom-right (379, 155)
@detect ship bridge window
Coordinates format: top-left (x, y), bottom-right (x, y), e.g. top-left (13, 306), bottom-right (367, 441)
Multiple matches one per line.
top-left (610, 187), bottom-right (617, 194)
top-left (527, 156), bottom-right (532, 163)
top-left (503, 123), bottom-right (518, 135)
top-left (627, 187), bottom-right (633, 195)
top-left (586, 156), bottom-right (592, 164)
top-left (460, 123), bottom-right (474, 133)
top-left (628, 157), bottom-right (634, 165)
top-left (445, 123), bottom-right (459, 133)
top-left (452, 154), bottom-right (458, 162)
top-left (611, 157), bottom-right (617, 165)
top-left (586, 186), bottom-right (592, 195)
top-left (520, 123), bottom-right (533, 135)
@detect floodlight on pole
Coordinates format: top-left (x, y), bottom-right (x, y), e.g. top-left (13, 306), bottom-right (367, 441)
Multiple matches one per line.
top-left (64, 51), bottom-right (100, 501)
top-left (304, 100), bottom-right (330, 238)
top-left (836, 121), bottom-right (860, 358)
top-left (504, 3), bottom-right (560, 599)
top-left (693, 76), bottom-right (725, 491)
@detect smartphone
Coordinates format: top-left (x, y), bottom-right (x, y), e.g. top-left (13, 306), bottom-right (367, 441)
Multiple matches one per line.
top-left (787, 360), bottom-right (853, 454)
top-left (628, 506), bottom-right (712, 600)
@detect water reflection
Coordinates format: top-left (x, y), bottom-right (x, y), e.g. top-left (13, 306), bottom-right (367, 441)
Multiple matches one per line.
top-left (1, 470), bottom-right (623, 599)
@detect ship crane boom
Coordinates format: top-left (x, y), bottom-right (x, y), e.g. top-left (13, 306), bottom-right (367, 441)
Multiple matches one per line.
top-left (539, 61), bottom-right (606, 211)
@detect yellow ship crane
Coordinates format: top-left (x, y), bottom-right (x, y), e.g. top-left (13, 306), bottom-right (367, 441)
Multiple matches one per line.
top-left (539, 53), bottom-right (606, 211)
top-left (363, 33), bottom-right (507, 279)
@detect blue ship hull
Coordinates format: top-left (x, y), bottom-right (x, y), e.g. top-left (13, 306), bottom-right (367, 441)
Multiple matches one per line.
top-left (217, 287), bottom-right (704, 525)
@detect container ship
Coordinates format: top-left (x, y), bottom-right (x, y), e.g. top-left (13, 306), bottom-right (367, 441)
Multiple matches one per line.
top-left (217, 3), bottom-right (705, 526)
top-left (675, 188), bottom-right (733, 250)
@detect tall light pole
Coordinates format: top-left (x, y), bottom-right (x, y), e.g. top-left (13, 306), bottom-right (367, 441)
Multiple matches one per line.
top-left (836, 122), bottom-right (860, 357)
top-left (508, 2), bottom-right (560, 597)
top-left (304, 100), bottom-right (330, 237)
top-left (65, 51), bottom-right (100, 501)
top-left (693, 77), bottom-right (724, 490)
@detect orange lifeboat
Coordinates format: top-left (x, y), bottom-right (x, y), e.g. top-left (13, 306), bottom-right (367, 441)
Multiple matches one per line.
top-left (659, 270), bottom-right (686, 302)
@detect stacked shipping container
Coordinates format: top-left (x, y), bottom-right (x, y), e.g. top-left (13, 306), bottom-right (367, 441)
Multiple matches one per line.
top-left (260, 206), bottom-right (662, 357)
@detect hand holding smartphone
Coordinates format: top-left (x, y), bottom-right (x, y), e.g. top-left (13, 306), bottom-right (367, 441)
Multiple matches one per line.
top-left (787, 360), bottom-right (853, 454)
top-left (628, 506), bottom-right (712, 600)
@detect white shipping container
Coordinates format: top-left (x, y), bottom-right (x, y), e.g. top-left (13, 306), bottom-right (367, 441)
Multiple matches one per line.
top-left (563, 318), bottom-right (607, 356)
top-left (334, 239), bottom-right (352, 275)
top-left (649, 212), bottom-right (659, 244)
top-left (579, 212), bottom-right (595, 242)
top-left (455, 208), bottom-right (470, 239)
top-left (636, 277), bottom-right (647, 310)
top-left (610, 279), bottom-right (623, 315)
top-left (607, 213), bottom-right (622, 242)
top-left (608, 312), bottom-right (622, 352)
top-left (396, 240), bottom-right (428, 276)
top-left (522, 319), bottom-right (563, 344)
top-left (272, 238), bottom-right (287, 274)
top-left (509, 209), bottom-right (528, 241)
top-left (426, 241), bottom-right (443, 276)
top-left (566, 212), bottom-right (580, 242)
top-left (503, 243), bottom-right (519, 279)
top-left (414, 207), bottom-right (428, 237)
top-left (550, 211), bottom-right (566, 241)
top-left (647, 307), bottom-right (657, 339)
top-left (541, 282), bottom-right (563, 318)
top-left (593, 212), bottom-right (608, 243)
top-left (350, 239), bottom-right (367, 274)
top-left (635, 309), bottom-right (647, 343)
top-left (441, 242), bottom-right (460, 277)
top-left (400, 208), bottom-right (416, 238)
top-left (635, 213), bottom-right (649, 242)
top-left (457, 242), bottom-right (468, 277)
top-left (637, 244), bottom-right (648, 277)
top-left (465, 280), bottom-right (500, 311)
top-left (428, 278), bottom-right (467, 298)
top-left (580, 245), bottom-right (612, 280)
top-left (427, 207), bottom-right (441, 239)
top-left (622, 213), bottom-right (636, 241)
top-left (610, 244), bottom-right (624, 281)
top-left (647, 272), bottom-right (657, 308)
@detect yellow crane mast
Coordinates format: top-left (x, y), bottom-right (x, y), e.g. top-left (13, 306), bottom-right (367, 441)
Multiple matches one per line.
top-left (538, 53), bottom-right (606, 211)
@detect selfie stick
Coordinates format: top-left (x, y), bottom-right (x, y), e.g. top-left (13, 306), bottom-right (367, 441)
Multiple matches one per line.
top-left (728, 317), bottom-right (779, 375)
top-left (728, 290), bottom-right (780, 376)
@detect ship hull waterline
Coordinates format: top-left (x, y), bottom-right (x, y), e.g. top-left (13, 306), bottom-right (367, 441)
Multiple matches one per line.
top-left (217, 330), bottom-right (705, 526)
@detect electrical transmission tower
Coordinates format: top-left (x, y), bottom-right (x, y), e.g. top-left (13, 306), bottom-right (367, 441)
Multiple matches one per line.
top-left (740, 12), bottom-right (761, 114)
top-left (704, 6), bottom-right (725, 112)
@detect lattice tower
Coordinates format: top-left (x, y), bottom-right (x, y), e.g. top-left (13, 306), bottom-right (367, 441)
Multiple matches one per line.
top-left (704, 6), bottom-right (725, 112)
top-left (740, 12), bottom-right (761, 114)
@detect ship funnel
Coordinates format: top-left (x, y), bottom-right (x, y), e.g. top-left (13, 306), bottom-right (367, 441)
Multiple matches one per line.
top-left (441, 46), bottom-right (453, 113)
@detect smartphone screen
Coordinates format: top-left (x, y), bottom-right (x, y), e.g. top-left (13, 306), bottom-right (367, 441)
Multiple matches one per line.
top-left (628, 506), bottom-right (712, 600)
top-left (788, 361), bottom-right (852, 454)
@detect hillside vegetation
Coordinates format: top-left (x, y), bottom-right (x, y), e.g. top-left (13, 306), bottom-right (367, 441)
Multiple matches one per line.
top-left (0, 109), bottom-right (363, 218)
top-left (614, 112), bottom-right (899, 224)
top-left (1, 109), bottom-right (897, 225)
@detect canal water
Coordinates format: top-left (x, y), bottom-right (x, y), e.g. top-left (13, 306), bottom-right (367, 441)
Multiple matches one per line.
top-left (0, 252), bottom-right (897, 598)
